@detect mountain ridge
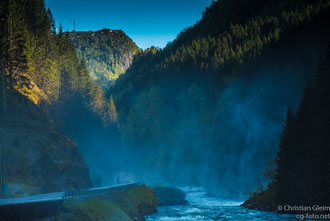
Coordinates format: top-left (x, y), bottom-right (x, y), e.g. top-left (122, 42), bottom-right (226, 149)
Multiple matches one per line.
top-left (70, 28), bottom-right (140, 89)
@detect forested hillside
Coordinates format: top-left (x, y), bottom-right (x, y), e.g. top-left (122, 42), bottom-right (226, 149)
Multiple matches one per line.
top-left (1, 0), bottom-right (330, 203)
top-left (70, 29), bottom-right (140, 89)
top-left (0, 0), bottom-right (120, 194)
top-left (0, 88), bottom-right (91, 196)
top-left (108, 0), bottom-right (330, 197)
top-left (0, 0), bottom-right (118, 119)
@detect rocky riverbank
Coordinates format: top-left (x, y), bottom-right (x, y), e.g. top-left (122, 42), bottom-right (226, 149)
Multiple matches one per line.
top-left (56, 185), bottom-right (158, 221)
top-left (241, 192), bottom-right (276, 211)
top-left (56, 185), bottom-right (189, 220)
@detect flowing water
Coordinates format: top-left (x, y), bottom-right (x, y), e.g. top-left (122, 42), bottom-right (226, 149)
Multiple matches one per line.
top-left (146, 187), bottom-right (296, 221)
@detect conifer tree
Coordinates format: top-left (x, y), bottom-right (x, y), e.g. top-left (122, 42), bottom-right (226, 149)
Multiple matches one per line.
top-left (274, 107), bottom-right (296, 204)
top-left (3, 0), bottom-right (30, 86)
top-left (272, 45), bottom-right (330, 206)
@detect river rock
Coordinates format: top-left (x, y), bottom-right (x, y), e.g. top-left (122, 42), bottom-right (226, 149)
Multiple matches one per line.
top-left (153, 187), bottom-right (188, 206)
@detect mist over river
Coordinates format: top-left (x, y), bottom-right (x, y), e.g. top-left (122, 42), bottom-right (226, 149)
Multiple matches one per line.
top-left (145, 187), bottom-right (296, 221)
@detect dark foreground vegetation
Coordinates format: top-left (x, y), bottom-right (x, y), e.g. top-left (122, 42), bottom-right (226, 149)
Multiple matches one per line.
top-left (243, 45), bottom-right (330, 212)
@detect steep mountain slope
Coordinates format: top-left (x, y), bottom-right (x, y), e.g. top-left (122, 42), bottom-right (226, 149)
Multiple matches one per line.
top-left (108, 0), bottom-right (330, 197)
top-left (0, 0), bottom-right (104, 195)
top-left (0, 88), bottom-right (91, 197)
top-left (70, 29), bottom-right (140, 88)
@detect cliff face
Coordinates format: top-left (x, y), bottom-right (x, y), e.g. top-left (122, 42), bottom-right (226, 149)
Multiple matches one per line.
top-left (1, 89), bottom-right (91, 197)
top-left (70, 29), bottom-right (140, 89)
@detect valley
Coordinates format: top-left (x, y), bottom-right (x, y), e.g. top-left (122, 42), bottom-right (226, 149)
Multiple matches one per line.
top-left (0, 0), bottom-right (330, 219)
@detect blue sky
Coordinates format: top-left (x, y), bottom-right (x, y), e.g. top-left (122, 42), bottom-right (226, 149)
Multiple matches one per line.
top-left (45, 0), bottom-right (212, 49)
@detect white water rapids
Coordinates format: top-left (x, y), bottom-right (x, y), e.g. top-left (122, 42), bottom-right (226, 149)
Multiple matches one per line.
top-left (146, 187), bottom-right (297, 221)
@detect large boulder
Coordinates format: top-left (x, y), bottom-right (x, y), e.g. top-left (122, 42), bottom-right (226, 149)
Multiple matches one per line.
top-left (152, 187), bottom-right (188, 206)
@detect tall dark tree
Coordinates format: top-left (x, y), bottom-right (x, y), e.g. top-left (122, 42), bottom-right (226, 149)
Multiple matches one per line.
top-left (1, 0), bottom-right (29, 85)
top-left (251, 43), bottom-right (330, 208)
top-left (274, 107), bottom-right (297, 204)
top-left (25, 0), bottom-right (49, 36)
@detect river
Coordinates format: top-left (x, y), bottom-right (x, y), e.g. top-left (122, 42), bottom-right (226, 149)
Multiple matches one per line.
top-left (145, 187), bottom-right (296, 221)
